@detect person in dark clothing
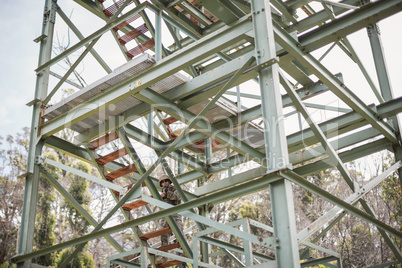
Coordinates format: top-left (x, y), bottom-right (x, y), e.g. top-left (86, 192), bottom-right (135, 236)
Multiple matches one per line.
top-left (156, 175), bottom-right (186, 266)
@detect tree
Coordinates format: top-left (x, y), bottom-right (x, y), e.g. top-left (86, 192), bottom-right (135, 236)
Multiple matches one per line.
top-left (0, 128), bottom-right (29, 266)
top-left (55, 247), bottom-right (95, 268)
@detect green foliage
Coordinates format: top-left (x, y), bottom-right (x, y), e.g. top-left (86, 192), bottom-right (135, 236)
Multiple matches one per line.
top-left (0, 261), bottom-right (16, 268)
top-left (55, 248), bottom-right (95, 268)
top-left (228, 200), bottom-right (264, 222)
top-left (0, 129), bottom-right (29, 264)
top-left (381, 165), bottom-right (402, 226)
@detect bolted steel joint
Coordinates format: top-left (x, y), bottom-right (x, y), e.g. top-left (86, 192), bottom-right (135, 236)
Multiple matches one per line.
top-left (34, 156), bottom-right (45, 165)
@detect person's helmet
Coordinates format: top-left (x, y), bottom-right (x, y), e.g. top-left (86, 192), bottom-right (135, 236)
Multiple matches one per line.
top-left (159, 174), bottom-right (172, 187)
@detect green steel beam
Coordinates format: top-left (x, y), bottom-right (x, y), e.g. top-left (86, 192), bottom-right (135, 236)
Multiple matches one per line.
top-left (73, 0), bottom-right (103, 17)
top-left (301, 240), bottom-right (339, 258)
top-left (340, 37), bottom-right (384, 103)
top-left (110, 259), bottom-right (140, 268)
top-left (142, 196), bottom-right (274, 248)
top-left (300, 256), bottom-right (339, 268)
top-left (294, 138), bottom-right (392, 176)
top-left (287, 96), bottom-right (402, 153)
top-left (124, 124), bottom-right (206, 173)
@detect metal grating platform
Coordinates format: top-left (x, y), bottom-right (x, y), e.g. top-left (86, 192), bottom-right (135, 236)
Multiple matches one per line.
top-left (43, 52), bottom-right (263, 139)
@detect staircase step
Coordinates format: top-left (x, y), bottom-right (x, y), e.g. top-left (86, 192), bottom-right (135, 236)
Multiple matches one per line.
top-left (139, 227), bottom-right (171, 241)
top-left (126, 38), bottom-right (155, 59)
top-left (105, 164), bottom-right (137, 181)
top-left (121, 200), bottom-right (148, 211)
top-left (88, 132), bottom-right (119, 150)
top-left (155, 243), bottom-right (181, 252)
top-left (96, 148), bottom-right (128, 165)
top-left (157, 260), bottom-right (186, 268)
top-left (112, 190), bottom-right (120, 198)
top-left (163, 117), bottom-right (179, 125)
top-left (118, 23), bottom-right (149, 45)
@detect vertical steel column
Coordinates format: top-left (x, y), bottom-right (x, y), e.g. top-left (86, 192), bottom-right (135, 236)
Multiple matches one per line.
top-left (250, 0), bottom-right (300, 266)
top-left (18, 0), bottom-right (56, 267)
top-left (243, 219), bottom-right (253, 266)
top-left (155, 9), bottom-right (162, 61)
top-left (367, 24), bottom-right (402, 185)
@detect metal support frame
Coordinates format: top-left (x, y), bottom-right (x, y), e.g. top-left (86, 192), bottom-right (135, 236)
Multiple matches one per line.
top-left (17, 0), bottom-right (402, 267)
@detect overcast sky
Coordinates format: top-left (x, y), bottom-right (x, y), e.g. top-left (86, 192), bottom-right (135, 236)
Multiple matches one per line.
top-left (0, 1), bottom-right (401, 144)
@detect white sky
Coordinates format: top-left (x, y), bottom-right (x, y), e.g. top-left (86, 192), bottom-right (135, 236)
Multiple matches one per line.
top-left (0, 0), bottom-right (401, 144)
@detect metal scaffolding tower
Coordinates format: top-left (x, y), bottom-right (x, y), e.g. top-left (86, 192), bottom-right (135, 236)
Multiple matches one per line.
top-left (15, 0), bottom-right (402, 267)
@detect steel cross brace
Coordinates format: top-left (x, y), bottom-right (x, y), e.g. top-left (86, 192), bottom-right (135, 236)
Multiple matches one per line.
top-left (72, 50), bottom-right (256, 144)
top-left (123, 124), bottom-right (207, 174)
top-left (43, 157), bottom-right (123, 193)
